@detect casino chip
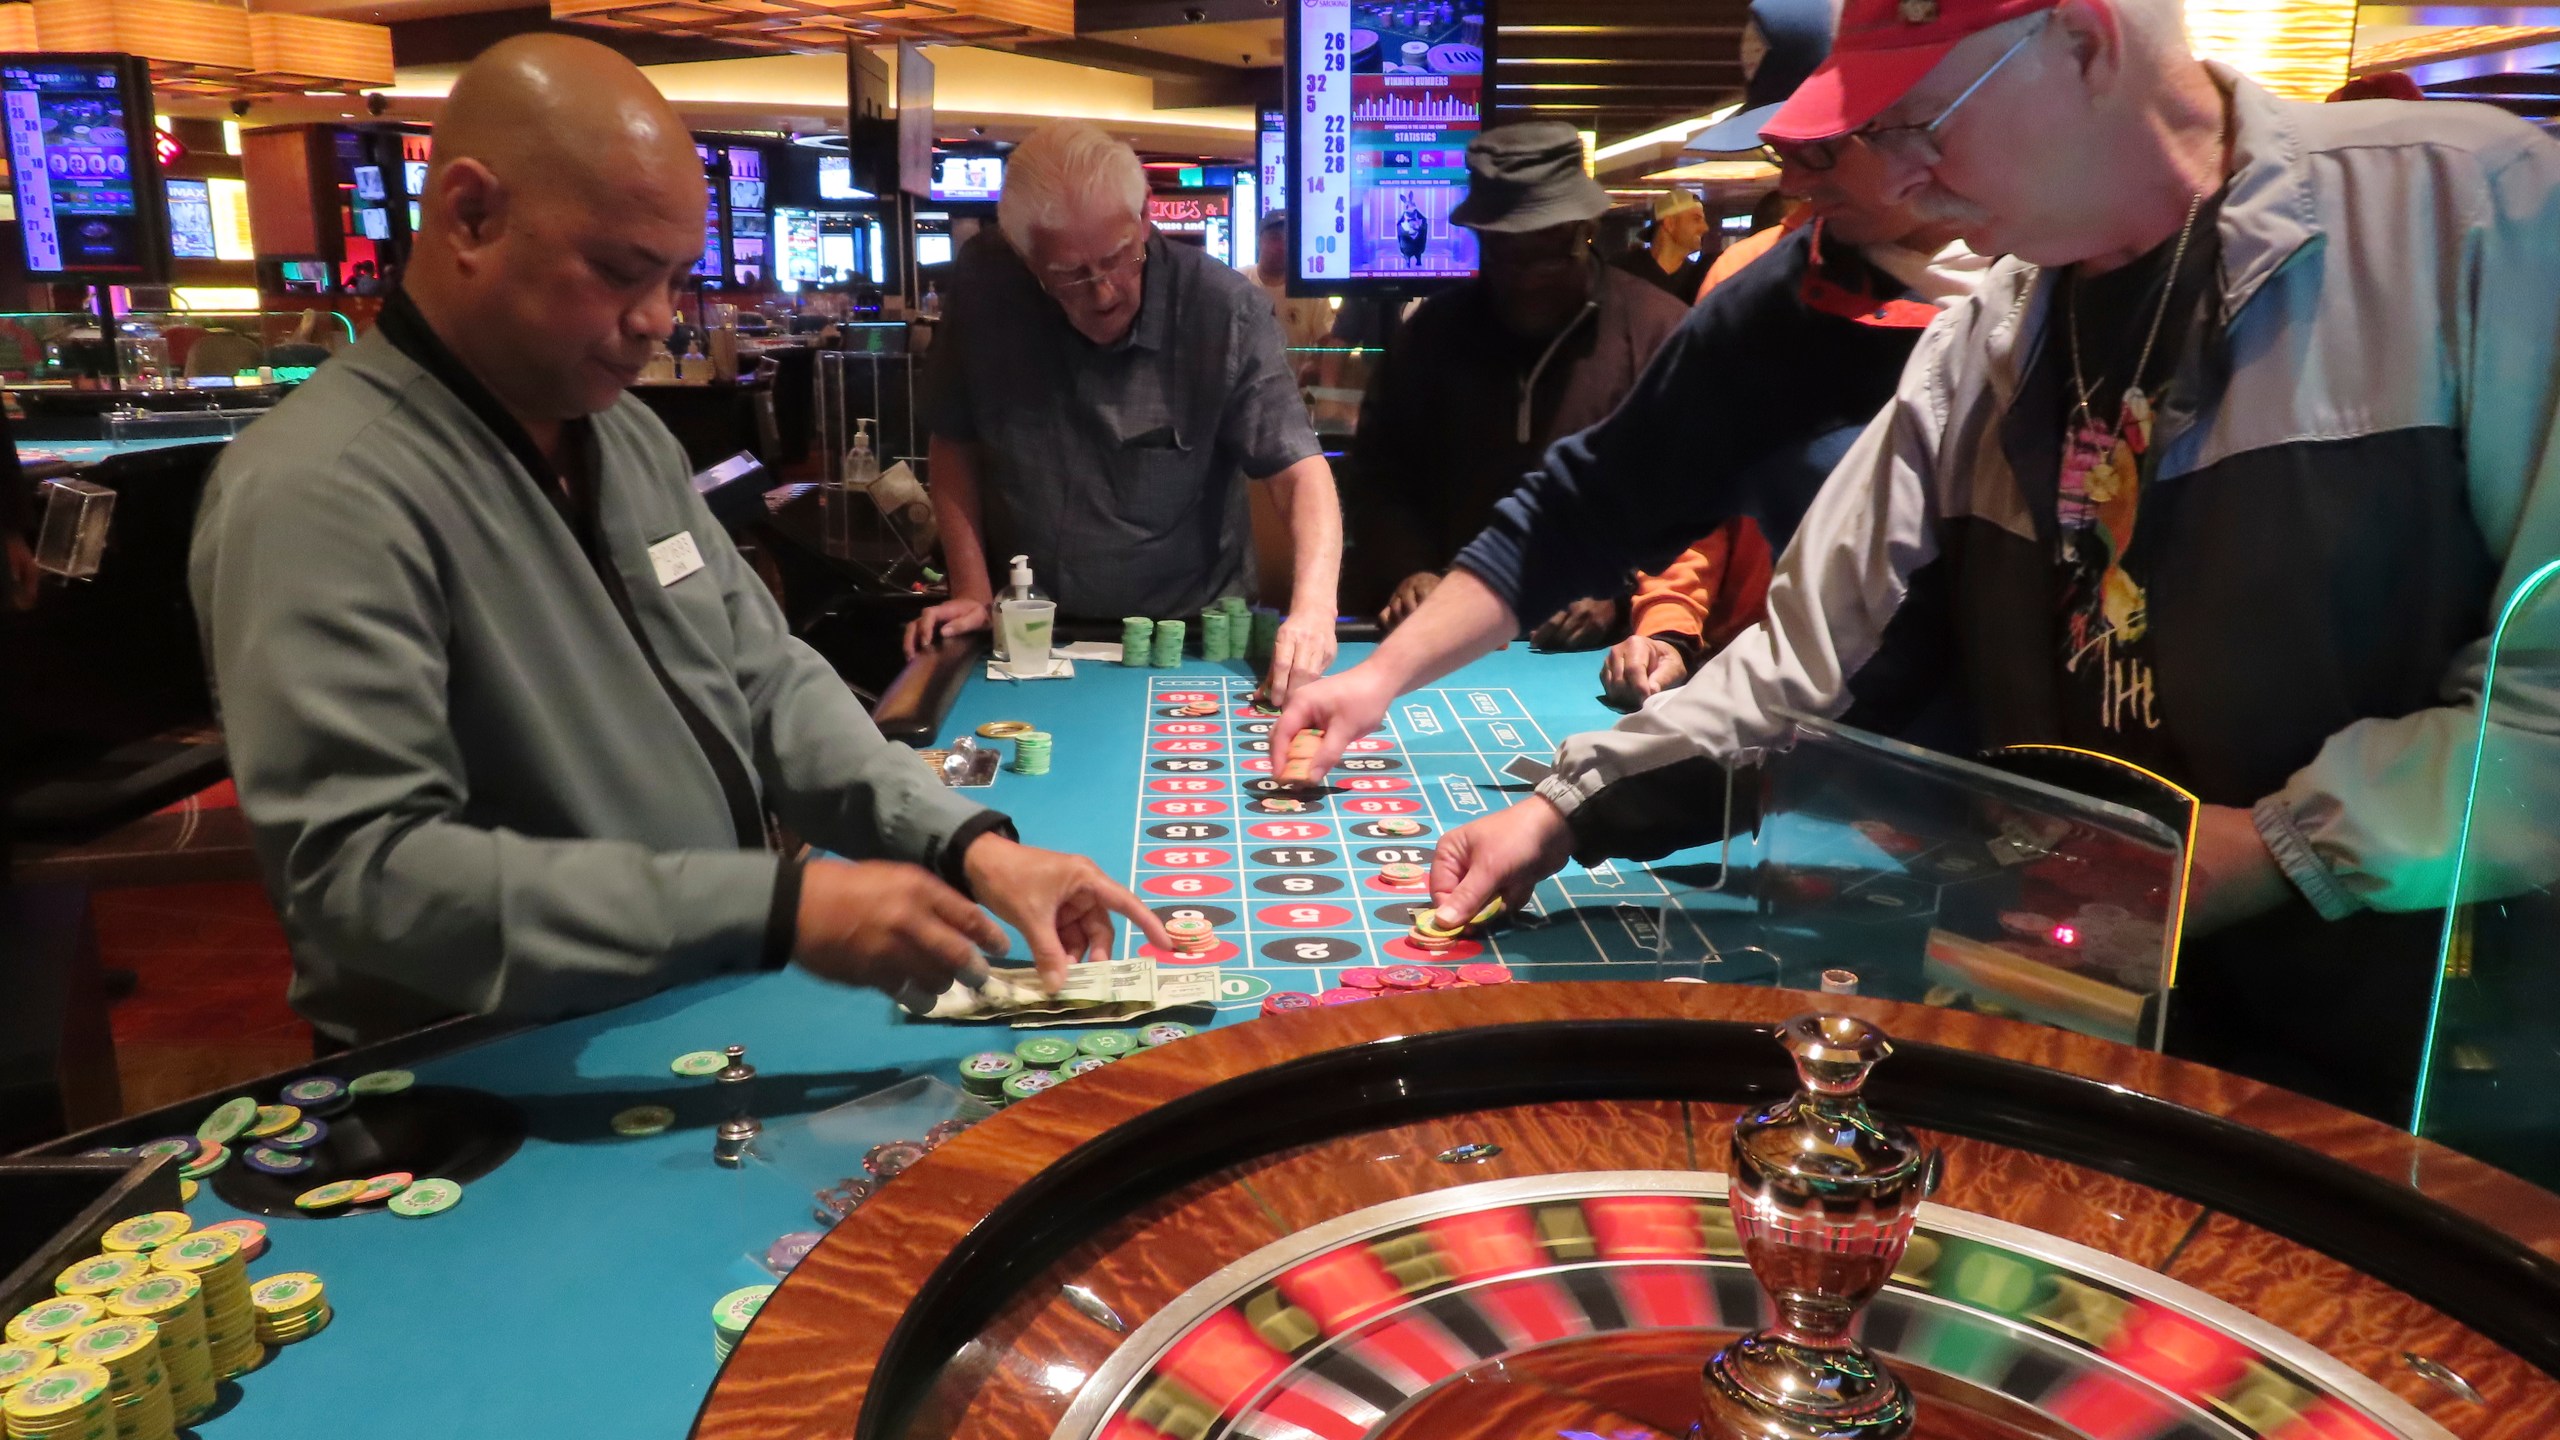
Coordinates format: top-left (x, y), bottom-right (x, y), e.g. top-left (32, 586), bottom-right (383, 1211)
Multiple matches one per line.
top-left (98, 1213), bottom-right (190, 1255)
top-left (764, 1232), bottom-right (823, 1275)
top-left (1058, 1054), bottom-right (1114, 1078)
top-left (246, 1104), bottom-right (300, 1139)
top-left (863, 1140), bottom-right (929, 1180)
top-left (923, 1117), bottom-right (975, 1148)
top-left (670, 1050), bottom-right (728, 1077)
top-left (179, 1143), bottom-right (229, 1180)
top-left (180, 1178), bottom-right (200, 1204)
top-left (279, 1076), bottom-right (349, 1115)
top-left (1012, 1036), bottom-right (1079, 1069)
top-left (294, 1179), bottom-right (366, 1212)
top-left (135, 1137), bottom-right (196, 1164)
top-left (1317, 988), bottom-right (1375, 1005)
top-left (1076, 1030), bottom-right (1136, 1059)
top-left (249, 1271), bottom-right (332, 1345)
top-left (1260, 991), bottom-right (1317, 1016)
top-left (348, 1069), bottom-right (414, 1097)
top-left (0, 1341), bottom-right (50, 1390)
top-left (1138, 1022), bottom-right (1194, 1047)
top-left (388, 1178), bottom-right (462, 1217)
top-left (1378, 862), bottom-right (1429, 890)
top-left (1459, 962), bottom-right (1514, 986)
top-left (54, 1254), bottom-right (151, 1300)
top-left (711, 1284), bottom-right (773, 1363)
top-left (1373, 817), bottom-right (1425, 837)
top-left (1340, 967), bottom-right (1386, 990)
top-left (264, 1119), bottom-right (327, 1151)
top-left (957, 1051), bottom-right (1021, 1100)
top-left (613, 1105), bottom-right (676, 1137)
top-left (351, 1172), bottom-right (413, 1205)
top-left (196, 1219), bottom-right (266, 1261)
top-left (5, 1296), bottom-right (104, 1348)
top-left (195, 1097), bottom-right (258, 1147)
top-left (813, 1177), bottom-right (874, 1225)
top-left (976, 720), bottom-right (1035, 739)
top-left (1381, 964), bottom-right (1436, 990)
top-left (1001, 1070), bottom-right (1060, 1104)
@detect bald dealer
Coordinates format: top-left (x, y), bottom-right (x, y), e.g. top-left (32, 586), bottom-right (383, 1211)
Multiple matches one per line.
top-left (191, 36), bottom-right (1165, 1043)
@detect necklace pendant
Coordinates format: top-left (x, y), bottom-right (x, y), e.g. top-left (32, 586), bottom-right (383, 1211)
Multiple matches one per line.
top-left (2122, 385), bottom-right (2154, 455)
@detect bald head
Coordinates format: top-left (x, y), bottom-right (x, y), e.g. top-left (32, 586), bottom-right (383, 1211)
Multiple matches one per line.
top-left (407, 34), bottom-right (705, 442)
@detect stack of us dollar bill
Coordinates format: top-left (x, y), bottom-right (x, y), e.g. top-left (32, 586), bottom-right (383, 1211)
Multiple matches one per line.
top-left (899, 958), bottom-right (1222, 1028)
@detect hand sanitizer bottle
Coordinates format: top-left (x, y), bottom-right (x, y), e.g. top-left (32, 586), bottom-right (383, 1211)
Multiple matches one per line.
top-left (996, 554), bottom-right (1056, 676)
top-left (842, 418), bottom-right (878, 491)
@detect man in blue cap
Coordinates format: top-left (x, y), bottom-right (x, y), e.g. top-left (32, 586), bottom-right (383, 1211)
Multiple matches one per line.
top-left (1282, 0), bottom-right (1988, 772)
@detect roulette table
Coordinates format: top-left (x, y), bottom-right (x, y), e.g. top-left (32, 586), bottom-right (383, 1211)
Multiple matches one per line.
top-left (695, 983), bottom-right (2560, 1440)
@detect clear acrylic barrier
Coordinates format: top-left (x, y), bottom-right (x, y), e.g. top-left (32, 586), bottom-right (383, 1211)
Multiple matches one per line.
top-left (738, 1076), bottom-right (995, 1278)
top-left (2415, 559), bottom-right (2560, 1186)
top-left (1654, 713), bottom-right (2185, 1049)
top-left (0, 309), bottom-right (354, 385)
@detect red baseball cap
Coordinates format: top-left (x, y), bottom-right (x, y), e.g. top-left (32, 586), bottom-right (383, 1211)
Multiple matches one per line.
top-left (1760, 0), bottom-right (2053, 143)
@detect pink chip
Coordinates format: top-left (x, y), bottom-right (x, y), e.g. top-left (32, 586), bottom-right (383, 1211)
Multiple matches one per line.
top-left (1317, 988), bottom-right (1377, 1006)
top-left (1261, 991), bottom-right (1318, 1016)
top-left (1339, 967), bottom-right (1387, 991)
top-left (1459, 963), bottom-right (1513, 986)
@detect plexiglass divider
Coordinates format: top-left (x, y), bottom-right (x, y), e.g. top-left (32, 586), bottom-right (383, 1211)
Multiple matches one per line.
top-left (1652, 712), bottom-right (2185, 1048)
top-left (2415, 559), bottom-right (2560, 1186)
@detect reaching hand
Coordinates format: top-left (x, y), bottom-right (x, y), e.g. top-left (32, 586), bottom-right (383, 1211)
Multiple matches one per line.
top-left (1271, 663), bottom-right (1396, 789)
top-left (2185, 803), bottom-right (2292, 937)
top-left (1262, 611), bottom-right (1338, 707)
top-left (1428, 799), bottom-right (1575, 931)
top-left (1529, 597), bottom-right (1622, 652)
top-left (1600, 634), bottom-right (1690, 709)
top-left (903, 597), bottom-right (991, 659)
top-left (963, 834), bottom-right (1174, 986)
top-left (1379, 570), bottom-right (1442, 631)
top-left (791, 859), bottom-right (1010, 993)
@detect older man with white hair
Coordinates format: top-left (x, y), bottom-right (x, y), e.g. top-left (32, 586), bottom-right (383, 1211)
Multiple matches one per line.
top-left (904, 121), bottom-right (1345, 702)
top-left (1417, 0), bottom-right (2560, 1121)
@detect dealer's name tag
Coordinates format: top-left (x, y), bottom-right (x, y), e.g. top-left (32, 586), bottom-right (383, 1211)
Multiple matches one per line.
top-left (648, 531), bottom-right (705, 587)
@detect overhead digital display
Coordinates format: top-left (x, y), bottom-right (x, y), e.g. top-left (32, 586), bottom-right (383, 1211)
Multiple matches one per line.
top-left (692, 143), bottom-right (723, 280)
top-left (166, 177), bottom-right (216, 260)
top-left (1257, 108), bottom-right (1286, 220)
top-left (930, 154), bottom-right (1003, 203)
top-left (1289, 0), bottom-right (1488, 291)
top-left (0, 56), bottom-right (166, 279)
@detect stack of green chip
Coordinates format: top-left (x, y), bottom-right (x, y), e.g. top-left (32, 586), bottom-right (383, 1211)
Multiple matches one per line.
top-left (711, 1284), bottom-right (773, 1365)
top-left (1250, 609), bottom-right (1281, 663)
top-left (1121, 616), bottom-right (1155, 667)
top-left (1001, 1070), bottom-right (1061, 1105)
top-left (1150, 619), bottom-right (1187, 668)
top-left (958, 1051), bottom-right (1020, 1100)
top-left (1010, 731), bottom-right (1052, 776)
top-left (1013, 1035), bottom-right (1078, 1069)
top-left (1076, 1030), bottom-right (1137, 1060)
top-left (1201, 609), bottom-right (1232, 662)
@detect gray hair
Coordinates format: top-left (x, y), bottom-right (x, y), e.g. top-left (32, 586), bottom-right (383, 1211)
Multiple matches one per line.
top-left (998, 121), bottom-right (1149, 254)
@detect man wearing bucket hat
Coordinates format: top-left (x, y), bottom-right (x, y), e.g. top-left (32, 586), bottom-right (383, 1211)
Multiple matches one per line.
top-left (1348, 122), bottom-right (1687, 644)
top-left (1289, 0), bottom-right (1990, 779)
top-left (1417, 0), bottom-right (2560, 1121)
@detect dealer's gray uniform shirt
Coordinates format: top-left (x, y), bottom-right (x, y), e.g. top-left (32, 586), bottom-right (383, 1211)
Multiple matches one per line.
top-left (923, 231), bottom-right (1323, 618)
top-left (192, 324), bottom-right (998, 1042)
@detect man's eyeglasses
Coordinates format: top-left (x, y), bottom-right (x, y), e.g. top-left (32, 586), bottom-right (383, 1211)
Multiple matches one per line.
top-left (1041, 235), bottom-right (1147, 298)
top-left (1761, 12), bottom-right (2049, 174)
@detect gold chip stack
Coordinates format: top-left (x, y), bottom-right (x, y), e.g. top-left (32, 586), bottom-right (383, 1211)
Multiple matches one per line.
top-left (145, 1234), bottom-right (259, 1379)
top-left (94, 1215), bottom-right (188, 1259)
top-left (0, 1342), bottom-right (52, 1392)
top-left (49, 1258), bottom-right (149, 1307)
top-left (57, 1320), bottom-right (173, 1440)
top-left (104, 1275), bottom-right (213, 1427)
top-left (4, 1300), bottom-right (102, 1355)
top-left (246, 1274), bottom-right (331, 1347)
top-left (0, 1360), bottom-right (112, 1440)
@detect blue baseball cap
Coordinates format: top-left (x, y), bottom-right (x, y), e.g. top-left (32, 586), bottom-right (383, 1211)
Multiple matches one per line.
top-left (1684, 0), bottom-right (1835, 155)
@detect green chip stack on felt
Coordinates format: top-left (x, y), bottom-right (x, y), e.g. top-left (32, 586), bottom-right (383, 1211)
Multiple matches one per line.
top-left (1122, 616), bottom-right (1155, 667)
top-left (1250, 609), bottom-right (1280, 663)
top-left (710, 1284), bottom-right (772, 1364)
top-left (1201, 609), bottom-right (1232, 662)
top-left (1010, 731), bottom-right (1052, 776)
top-left (958, 1051), bottom-right (1020, 1100)
top-left (1076, 1030), bottom-right (1137, 1059)
top-left (1012, 1035), bottom-right (1079, 1069)
top-left (1150, 618), bottom-right (1186, 668)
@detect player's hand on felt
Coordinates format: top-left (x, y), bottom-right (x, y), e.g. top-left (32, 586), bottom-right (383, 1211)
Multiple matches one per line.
top-left (793, 858), bottom-right (1009, 992)
top-left (1601, 634), bottom-right (1689, 708)
top-left (1429, 798), bottom-right (1573, 932)
top-left (963, 834), bottom-right (1175, 986)
top-left (2186, 803), bottom-right (2293, 937)
top-left (1272, 664), bottom-right (1394, 785)
top-left (1530, 597), bottom-right (1622, 653)
top-left (1262, 611), bottom-right (1337, 707)
top-left (1379, 570), bottom-right (1441, 630)
top-left (903, 596), bottom-right (991, 658)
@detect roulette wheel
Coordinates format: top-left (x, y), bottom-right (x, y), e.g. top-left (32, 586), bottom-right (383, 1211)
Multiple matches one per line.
top-left (693, 984), bottom-right (2560, 1440)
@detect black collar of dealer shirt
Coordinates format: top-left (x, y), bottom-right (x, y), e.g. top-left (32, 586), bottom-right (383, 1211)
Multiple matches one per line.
top-left (373, 287), bottom-right (771, 865)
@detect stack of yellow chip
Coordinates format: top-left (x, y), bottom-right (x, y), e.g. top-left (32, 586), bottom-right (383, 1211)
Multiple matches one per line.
top-left (4, 1300), bottom-right (101, 1354)
top-left (49, 1258), bottom-right (149, 1306)
top-left (0, 1342), bottom-right (53, 1392)
top-left (246, 1275), bottom-right (330, 1347)
top-left (0, 1360), bottom-right (111, 1440)
top-left (104, 1275), bottom-right (213, 1427)
top-left (145, 1234), bottom-right (259, 1379)
top-left (94, 1215), bottom-right (189, 1258)
top-left (57, 1320), bottom-right (172, 1440)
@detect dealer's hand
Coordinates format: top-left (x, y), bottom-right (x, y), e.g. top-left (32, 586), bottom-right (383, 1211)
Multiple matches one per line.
top-left (903, 596), bottom-right (991, 658)
top-left (963, 834), bottom-right (1174, 985)
top-left (1600, 634), bottom-right (1689, 709)
top-left (1271, 662), bottom-right (1395, 787)
top-left (1530, 597), bottom-right (1621, 652)
top-left (792, 858), bottom-right (1010, 993)
top-left (1429, 798), bottom-right (1575, 931)
top-left (2186, 803), bottom-right (2293, 937)
top-left (1262, 611), bottom-right (1337, 708)
top-left (1379, 570), bottom-right (1441, 630)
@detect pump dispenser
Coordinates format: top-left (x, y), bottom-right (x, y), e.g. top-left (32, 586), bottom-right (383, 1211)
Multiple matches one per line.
top-left (995, 554), bottom-right (1057, 676)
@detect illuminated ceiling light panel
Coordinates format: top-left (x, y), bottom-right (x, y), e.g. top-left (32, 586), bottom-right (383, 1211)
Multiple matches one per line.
top-left (549, 0), bottom-right (1069, 50)
top-left (245, 12), bottom-right (395, 92)
top-left (2184, 0), bottom-right (2360, 101)
top-left (2351, 22), bottom-right (2560, 71)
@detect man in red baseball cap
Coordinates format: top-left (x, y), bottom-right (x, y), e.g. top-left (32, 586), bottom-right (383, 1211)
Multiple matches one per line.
top-left (1426, 0), bottom-right (2560, 1125)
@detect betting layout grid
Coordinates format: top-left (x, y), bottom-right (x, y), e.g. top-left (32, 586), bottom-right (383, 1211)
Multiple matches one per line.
top-left (1124, 672), bottom-right (1717, 1007)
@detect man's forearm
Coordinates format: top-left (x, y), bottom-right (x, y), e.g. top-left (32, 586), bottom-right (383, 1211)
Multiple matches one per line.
top-left (927, 435), bottom-right (994, 602)
top-left (1369, 566), bottom-right (1519, 693)
top-left (1270, 454), bottom-right (1343, 617)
